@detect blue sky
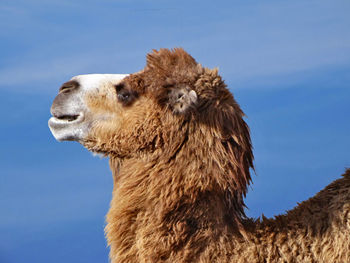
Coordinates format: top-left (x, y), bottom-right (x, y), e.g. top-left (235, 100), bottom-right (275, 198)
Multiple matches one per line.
top-left (1, 1), bottom-right (349, 262)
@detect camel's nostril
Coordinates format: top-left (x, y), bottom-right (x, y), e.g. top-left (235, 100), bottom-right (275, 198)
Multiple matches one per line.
top-left (59, 80), bottom-right (80, 93)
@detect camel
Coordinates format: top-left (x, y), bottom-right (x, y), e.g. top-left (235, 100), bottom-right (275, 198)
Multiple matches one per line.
top-left (48, 48), bottom-right (350, 262)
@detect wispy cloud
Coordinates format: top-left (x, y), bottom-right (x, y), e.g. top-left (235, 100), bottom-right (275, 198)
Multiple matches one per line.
top-left (1, 0), bottom-right (349, 92)
top-left (0, 45), bottom-right (145, 92)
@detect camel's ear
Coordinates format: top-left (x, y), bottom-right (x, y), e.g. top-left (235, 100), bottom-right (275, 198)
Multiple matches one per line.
top-left (167, 86), bottom-right (197, 114)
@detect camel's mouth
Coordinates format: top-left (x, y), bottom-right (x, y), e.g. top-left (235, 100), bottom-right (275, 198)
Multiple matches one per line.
top-left (53, 113), bottom-right (80, 122)
top-left (49, 113), bottom-right (84, 127)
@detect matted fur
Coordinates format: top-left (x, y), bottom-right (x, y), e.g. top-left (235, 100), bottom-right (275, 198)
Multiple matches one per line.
top-left (54, 49), bottom-right (350, 262)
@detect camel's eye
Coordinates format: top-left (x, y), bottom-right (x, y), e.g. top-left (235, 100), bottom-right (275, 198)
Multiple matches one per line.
top-left (115, 83), bottom-right (137, 106)
top-left (118, 90), bottom-right (130, 101)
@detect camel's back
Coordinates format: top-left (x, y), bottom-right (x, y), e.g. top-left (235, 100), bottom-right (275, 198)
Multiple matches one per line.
top-left (253, 169), bottom-right (350, 263)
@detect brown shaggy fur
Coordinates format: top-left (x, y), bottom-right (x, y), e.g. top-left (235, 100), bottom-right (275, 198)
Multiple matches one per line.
top-left (71, 49), bottom-right (349, 262)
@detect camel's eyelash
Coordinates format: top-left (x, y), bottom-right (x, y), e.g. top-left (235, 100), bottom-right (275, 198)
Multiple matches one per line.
top-left (115, 83), bottom-right (124, 93)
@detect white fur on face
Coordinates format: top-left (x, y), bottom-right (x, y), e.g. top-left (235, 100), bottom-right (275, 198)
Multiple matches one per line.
top-left (49, 74), bottom-right (129, 142)
top-left (71, 74), bottom-right (129, 93)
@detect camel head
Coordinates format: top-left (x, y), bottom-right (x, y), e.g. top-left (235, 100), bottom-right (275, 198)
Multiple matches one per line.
top-left (49, 48), bottom-right (254, 216)
top-left (48, 74), bottom-right (128, 142)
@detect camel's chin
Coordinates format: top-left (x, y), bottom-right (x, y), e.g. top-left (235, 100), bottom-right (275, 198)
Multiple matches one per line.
top-left (48, 114), bottom-right (87, 142)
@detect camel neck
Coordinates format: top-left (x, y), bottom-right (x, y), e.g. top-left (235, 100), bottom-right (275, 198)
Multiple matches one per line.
top-left (106, 155), bottom-right (245, 259)
top-left (107, 156), bottom-right (350, 262)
